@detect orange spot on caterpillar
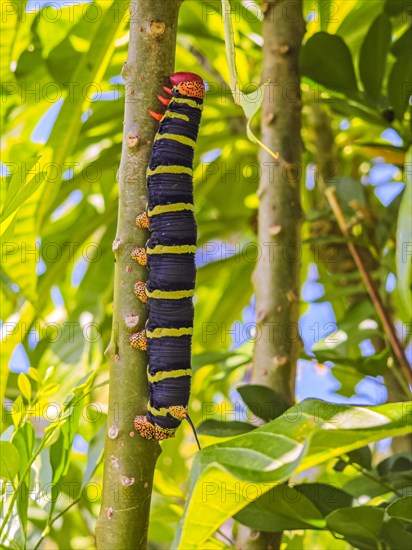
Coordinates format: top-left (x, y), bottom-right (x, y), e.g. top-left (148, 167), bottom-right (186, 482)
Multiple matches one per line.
top-left (136, 212), bottom-right (149, 229)
top-left (130, 331), bottom-right (147, 351)
top-left (134, 415), bottom-right (156, 439)
top-left (134, 281), bottom-right (148, 303)
top-left (131, 246), bottom-right (147, 266)
top-left (169, 405), bottom-right (187, 420)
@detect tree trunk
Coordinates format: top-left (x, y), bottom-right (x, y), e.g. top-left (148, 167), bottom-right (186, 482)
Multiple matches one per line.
top-left (252, 0), bottom-right (305, 412)
top-left (241, 1), bottom-right (305, 548)
top-left (95, 1), bottom-right (182, 548)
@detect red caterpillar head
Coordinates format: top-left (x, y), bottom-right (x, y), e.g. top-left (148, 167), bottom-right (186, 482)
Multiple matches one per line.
top-left (170, 72), bottom-right (204, 99)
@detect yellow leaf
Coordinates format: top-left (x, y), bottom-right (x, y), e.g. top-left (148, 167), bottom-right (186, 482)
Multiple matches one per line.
top-left (28, 368), bottom-right (40, 382)
top-left (18, 373), bottom-right (31, 401)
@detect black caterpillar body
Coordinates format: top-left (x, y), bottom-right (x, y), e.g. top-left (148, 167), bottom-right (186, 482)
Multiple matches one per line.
top-left (130, 72), bottom-right (204, 441)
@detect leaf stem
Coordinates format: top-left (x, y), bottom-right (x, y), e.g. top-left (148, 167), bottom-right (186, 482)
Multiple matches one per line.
top-left (340, 456), bottom-right (403, 498)
top-left (221, 0), bottom-right (241, 105)
top-left (33, 452), bottom-right (105, 550)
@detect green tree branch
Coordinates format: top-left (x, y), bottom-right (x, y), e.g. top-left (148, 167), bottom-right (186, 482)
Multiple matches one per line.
top-left (242, 1), bottom-right (305, 548)
top-left (95, 1), bottom-right (182, 548)
top-left (252, 0), bottom-right (305, 413)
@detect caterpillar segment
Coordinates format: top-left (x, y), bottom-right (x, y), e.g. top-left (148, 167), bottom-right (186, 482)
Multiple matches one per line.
top-left (131, 72), bottom-right (204, 445)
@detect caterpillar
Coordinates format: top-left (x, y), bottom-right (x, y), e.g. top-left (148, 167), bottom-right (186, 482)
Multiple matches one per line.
top-left (130, 72), bottom-right (204, 445)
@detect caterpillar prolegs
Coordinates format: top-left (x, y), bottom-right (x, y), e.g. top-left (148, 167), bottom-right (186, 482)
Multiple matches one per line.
top-left (130, 72), bottom-right (204, 444)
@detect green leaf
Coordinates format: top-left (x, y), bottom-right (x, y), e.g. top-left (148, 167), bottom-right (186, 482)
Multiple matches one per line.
top-left (195, 254), bottom-right (254, 350)
top-left (197, 420), bottom-right (255, 437)
top-left (295, 483), bottom-right (353, 517)
top-left (50, 430), bottom-right (66, 485)
top-left (326, 507), bottom-right (384, 549)
top-left (237, 384), bottom-right (289, 421)
top-left (12, 422), bottom-right (35, 540)
top-left (0, 151), bottom-right (46, 225)
top-left (300, 32), bottom-right (358, 97)
top-left (9, 395), bottom-right (25, 430)
top-left (388, 51), bottom-right (412, 121)
top-left (0, 1), bottom-right (29, 84)
top-left (346, 446), bottom-right (373, 470)
top-left (48, 403), bottom-right (82, 516)
top-left (391, 26), bottom-right (412, 58)
top-left (336, 0), bottom-right (385, 59)
top-left (175, 400), bottom-right (412, 548)
top-left (235, 483), bottom-right (326, 531)
top-left (335, 446), bottom-right (374, 472)
top-left (396, 147), bottom-right (412, 311)
top-left (220, 0), bottom-right (273, 157)
top-left (11, 422), bottom-right (35, 481)
top-left (384, 0), bottom-right (410, 16)
top-left (37, 1), bottom-right (128, 223)
top-left (17, 373), bottom-right (31, 401)
top-left (387, 496), bottom-right (412, 522)
top-left (0, 441), bottom-right (20, 481)
top-left (344, 453), bottom-right (411, 499)
top-left (192, 351), bottom-right (250, 372)
top-left (82, 424), bottom-right (105, 485)
top-left (0, 145), bottom-right (51, 302)
top-left (359, 13), bottom-right (391, 102)
top-left (377, 452), bottom-right (412, 476)
top-left (382, 517), bottom-right (412, 549)
top-left (27, 368), bottom-right (39, 382)
top-left (318, 0), bottom-right (331, 32)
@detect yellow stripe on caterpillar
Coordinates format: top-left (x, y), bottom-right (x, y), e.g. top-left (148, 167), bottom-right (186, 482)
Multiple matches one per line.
top-left (146, 327), bottom-right (193, 338)
top-left (162, 111), bottom-right (189, 121)
top-left (148, 368), bottom-right (192, 383)
top-left (146, 244), bottom-right (196, 255)
top-left (146, 288), bottom-right (195, 299)
top-left (170, 97), bottom-right (203, 110)
top-left (147, 165), bottom-right (193, 177)
top-left (147, 403), bottom-right (188, 418)
top-left (155, 133), bottom-right (196, 148)
top-left (148, 202), bottom-right (194, 217)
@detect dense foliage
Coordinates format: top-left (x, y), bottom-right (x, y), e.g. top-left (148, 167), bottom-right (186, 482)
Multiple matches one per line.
top-left (1, 1), bottom-right (411, 548)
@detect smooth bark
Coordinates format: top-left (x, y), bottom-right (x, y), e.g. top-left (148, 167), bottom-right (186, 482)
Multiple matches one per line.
top-left (252, 0), bottom-right (305, 410)
top-left (243, 2), bottom-right (305, 549)
top-left (96, 2), bottom-right (182, 548)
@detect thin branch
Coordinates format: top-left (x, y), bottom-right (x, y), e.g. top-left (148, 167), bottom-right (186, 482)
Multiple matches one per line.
top-left (95, 1), bottom-right (182, 548)
top-left (325, 186), bottom-right (411, 392)
top-left (340, 456), bottom-right (403, 498)
top-left (237, 1), bottom-right (305, 549)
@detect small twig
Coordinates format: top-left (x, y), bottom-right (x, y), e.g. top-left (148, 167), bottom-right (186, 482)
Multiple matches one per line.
top-left (33, 498), bottom-right (80, 550)
top-left (188, 45), bottom-right (227, 88)
top-left (33, 451), bottom-right (104, 550)
top-left (326, 187), bottom-right (411, 392)
top-left (340, 456), bottom-right (403, 498)
top-left (221, 0), bottom-right (241, 105)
